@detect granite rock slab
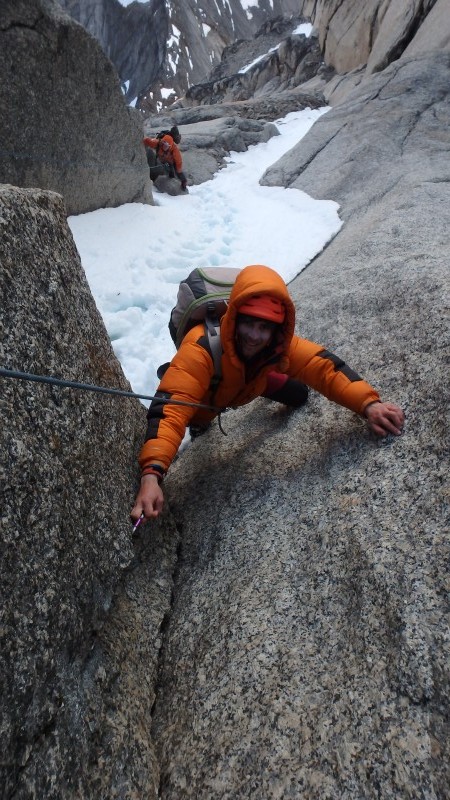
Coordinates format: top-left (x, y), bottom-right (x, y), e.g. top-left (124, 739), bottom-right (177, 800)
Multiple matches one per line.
top-left (0, 186), bottom-right (177, 798)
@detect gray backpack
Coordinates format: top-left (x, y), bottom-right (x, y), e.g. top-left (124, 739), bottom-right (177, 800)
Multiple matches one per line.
top-left (168, 267), bottom-right (241, 383)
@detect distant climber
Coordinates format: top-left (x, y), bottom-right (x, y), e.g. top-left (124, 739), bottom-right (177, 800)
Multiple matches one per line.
top-left (130, 265), bottom-right (405, 523)
top-left (143, 125), bottom-right (188, 192)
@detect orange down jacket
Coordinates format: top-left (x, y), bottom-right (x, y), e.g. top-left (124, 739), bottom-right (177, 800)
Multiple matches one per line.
top-left (138, 265), bottom-right (380, 475)
top-left (142, 135), bottom-right (183, 173)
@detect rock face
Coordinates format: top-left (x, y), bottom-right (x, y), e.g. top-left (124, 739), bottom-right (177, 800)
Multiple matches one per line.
top-left (148, 51), bottom-right (450, 800)
top-left (160, 0), bottom-right (254, 111)
top-left (0, 0), bottom-right (151, 215)
top-left (287, 0), bottom-right (445, 75)
top-left (0, 186), bottom-right (178, 797)
top-left (184, 16), bottom-right (323, 105)
top-left (178, 0), bottom-right (450, 110)
top-left (261, 51), bottom-right (450, 218)
top-left (291, 0), bottom-right (450, 102)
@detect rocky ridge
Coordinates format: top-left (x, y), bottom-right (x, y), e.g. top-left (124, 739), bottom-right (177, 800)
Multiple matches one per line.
top-left (58, 0), bottom-right (450, 113)
top-left (182, 16), bottom-right (325, 105)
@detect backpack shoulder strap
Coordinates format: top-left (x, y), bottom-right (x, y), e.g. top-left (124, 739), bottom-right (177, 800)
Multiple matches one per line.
top-left (204, 316), bottom-right (223, 393)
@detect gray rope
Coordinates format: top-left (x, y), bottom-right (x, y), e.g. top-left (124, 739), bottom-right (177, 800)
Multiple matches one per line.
top-left (0, 368), bottom-right (225, 413)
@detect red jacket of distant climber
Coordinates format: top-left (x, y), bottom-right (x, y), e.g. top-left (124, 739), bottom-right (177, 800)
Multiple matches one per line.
top-left (142, 135), bottom-right (183, 173)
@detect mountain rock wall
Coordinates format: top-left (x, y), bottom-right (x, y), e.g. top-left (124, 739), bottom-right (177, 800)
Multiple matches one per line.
top-left (0, 0), bottom-right (151, 215)
top-left (162, 0), bottom-right (254, 109)
top-left (166, 0), bottom-right (450, 115)
top-left (183, 16), bottom-right (324, 106)
top-left (0, 185), bottom-right (179, 797)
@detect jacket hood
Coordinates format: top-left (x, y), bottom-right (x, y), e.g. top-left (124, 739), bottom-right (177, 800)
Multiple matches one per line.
top-left (221, 265), bottom-right (296, 372)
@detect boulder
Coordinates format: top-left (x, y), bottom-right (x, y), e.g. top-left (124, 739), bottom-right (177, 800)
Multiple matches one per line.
top-left (0, 185), bottom-right (178, 797)
top-left (146, 53), bottom-right (450, 799)
top-left (0, 0), bottom-right (152, 215)
top-left (181, 116), bottom-right (280, 184)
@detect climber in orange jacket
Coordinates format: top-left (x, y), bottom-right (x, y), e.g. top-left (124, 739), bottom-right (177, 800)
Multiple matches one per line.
top-left (131, 265), bottom-right (404, 522)
top-left (143, 125), bottom-right (188, 191)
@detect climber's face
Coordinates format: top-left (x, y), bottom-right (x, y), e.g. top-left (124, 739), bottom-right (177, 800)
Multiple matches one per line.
top-left (235, 315), bottom-right (275, 360)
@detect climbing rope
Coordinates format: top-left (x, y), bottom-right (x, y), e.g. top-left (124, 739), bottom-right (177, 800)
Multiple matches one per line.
top-left (0, 367), bottom-right (226, 414)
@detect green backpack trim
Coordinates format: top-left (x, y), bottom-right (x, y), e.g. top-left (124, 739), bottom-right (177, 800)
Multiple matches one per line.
top-left (170, 267), bottom-right (241, 348)
top-left (168, 267), bottom-right (241, 393)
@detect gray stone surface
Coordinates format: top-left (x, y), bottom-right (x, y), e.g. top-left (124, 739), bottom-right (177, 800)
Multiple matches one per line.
top-left (0, 186), bottom-right (177, 798)
top-left (148, 53), bottom-right (450, 799)
top-left (365, 0), bottom-right (425, 75)
top-left (180, 116), bottom-right (279, 184)
top-left (402, 0), bottom-right (450, 60)
top-left (0, 0), bottom-right (152, 215)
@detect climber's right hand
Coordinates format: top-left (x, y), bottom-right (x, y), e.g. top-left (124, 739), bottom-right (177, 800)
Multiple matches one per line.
top-left (131, 474), bottom-right (164, 521)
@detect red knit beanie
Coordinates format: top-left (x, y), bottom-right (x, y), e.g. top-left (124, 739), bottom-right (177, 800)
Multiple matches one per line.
top-left (238, 294), bottom-right (285, 324)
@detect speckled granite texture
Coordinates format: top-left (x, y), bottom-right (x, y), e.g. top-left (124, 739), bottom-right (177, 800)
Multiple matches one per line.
top-left (0, 186), bottom-right (178, 798)
top-left (150, 53), bottom-right (450, 800)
